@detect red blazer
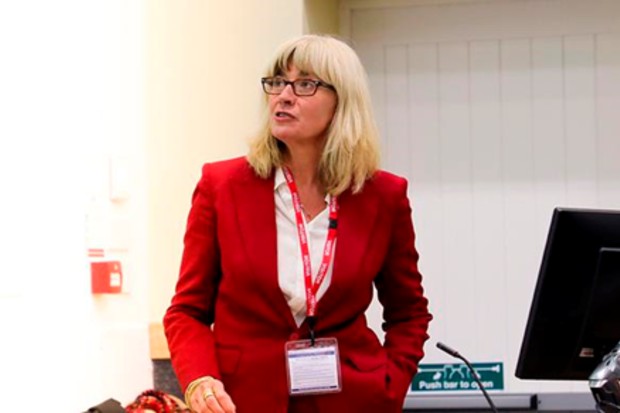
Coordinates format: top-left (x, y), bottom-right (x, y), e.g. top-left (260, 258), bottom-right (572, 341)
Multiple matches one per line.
top-left (164, 157), bottom-right (431, 413)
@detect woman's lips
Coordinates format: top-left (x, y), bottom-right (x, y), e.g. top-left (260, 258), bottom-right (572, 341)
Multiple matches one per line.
top-left (275, 111), bottom-right (295, 120)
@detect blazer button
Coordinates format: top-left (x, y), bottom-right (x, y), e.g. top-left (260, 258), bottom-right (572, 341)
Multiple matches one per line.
top-left (289, 332), bottom-right (300, 340)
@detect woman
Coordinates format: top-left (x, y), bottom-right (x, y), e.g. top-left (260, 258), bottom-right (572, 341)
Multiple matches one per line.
top-left (164, 34), bottom-right (432, 413)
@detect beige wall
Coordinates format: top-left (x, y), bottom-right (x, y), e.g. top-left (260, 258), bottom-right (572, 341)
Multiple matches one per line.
top-left (146, 1), bottom-right (306, 323)
top-left (304, 0), bottom-right (341, 35)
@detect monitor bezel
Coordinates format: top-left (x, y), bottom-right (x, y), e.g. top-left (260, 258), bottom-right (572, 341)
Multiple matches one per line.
top-left (515, 207), bottom-right (620, 380)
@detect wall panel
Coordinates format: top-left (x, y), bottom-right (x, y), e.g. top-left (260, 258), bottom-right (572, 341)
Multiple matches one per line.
top-left (347, 0), bottom-right (620, 394)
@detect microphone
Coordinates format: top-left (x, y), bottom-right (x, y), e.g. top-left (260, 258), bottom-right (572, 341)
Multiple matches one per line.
top-left (436, 342), bottom-right (499, 413)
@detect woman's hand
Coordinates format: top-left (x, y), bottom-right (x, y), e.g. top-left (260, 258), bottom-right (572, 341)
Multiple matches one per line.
top-left (187, 377), bottom-right (236, 413)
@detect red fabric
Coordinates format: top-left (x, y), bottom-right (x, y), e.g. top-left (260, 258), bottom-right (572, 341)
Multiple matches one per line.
top-left (164, 157), bottom-right (432, 413)
top-left (124, 390), bottom-right (189, 413)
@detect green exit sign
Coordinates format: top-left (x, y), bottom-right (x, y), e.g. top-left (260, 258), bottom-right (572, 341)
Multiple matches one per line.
top-left (411, 362), bottom-right (504, 392)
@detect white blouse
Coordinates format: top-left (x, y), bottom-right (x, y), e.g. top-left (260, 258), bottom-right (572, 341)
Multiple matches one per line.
top-left (274, 168), bottom-right (335, 327)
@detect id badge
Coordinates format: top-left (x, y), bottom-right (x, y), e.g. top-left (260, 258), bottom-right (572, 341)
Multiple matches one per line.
top-left (285, 337), bottom-right (342, 396)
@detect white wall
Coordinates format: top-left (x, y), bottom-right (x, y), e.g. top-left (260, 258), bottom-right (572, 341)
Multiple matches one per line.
top-left (0, 1), bottom-right (151, 410)
top-left (343, 0), bottom-right (620, 396)
top-left (0, 1), bottom-right (306, 411)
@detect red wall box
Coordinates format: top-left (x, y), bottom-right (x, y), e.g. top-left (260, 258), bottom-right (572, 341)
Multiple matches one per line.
top-left (91, 260), bottom-right (123, 294)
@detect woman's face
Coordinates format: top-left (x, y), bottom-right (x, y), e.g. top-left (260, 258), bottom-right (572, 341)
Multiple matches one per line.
top-left (268, 64), bottom-right (337, 150)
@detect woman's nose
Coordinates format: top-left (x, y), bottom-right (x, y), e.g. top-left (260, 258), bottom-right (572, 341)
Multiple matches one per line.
top-left (278, 83), bottom-right (297, 104)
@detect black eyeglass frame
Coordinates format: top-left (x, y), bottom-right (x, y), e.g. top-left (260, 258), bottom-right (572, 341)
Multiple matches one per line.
top-left (261, 77), bottom-right (336, 97)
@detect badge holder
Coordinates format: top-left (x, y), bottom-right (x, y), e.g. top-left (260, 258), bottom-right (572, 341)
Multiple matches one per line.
top-left (282, 169), bottom-right (342, 395)
top-left (285, 337), bottom-right (342, 396)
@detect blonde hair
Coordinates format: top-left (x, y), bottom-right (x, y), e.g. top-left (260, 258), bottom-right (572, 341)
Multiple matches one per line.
top-left (247, 34), bottom-right (380, 195)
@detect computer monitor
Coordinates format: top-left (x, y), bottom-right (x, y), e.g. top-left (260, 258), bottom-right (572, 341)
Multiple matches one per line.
top-left (515, 207), bottom-right (620, 380)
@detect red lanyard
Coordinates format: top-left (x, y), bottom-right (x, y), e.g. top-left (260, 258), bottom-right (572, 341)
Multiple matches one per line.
top-left (282, 167), bottom-right (338, 320)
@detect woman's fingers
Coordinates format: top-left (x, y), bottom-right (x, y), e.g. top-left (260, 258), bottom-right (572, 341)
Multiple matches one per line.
top-left (193, 379), bottom-right (236, 413)
top-left (211, 379), bottom-right (236, 413)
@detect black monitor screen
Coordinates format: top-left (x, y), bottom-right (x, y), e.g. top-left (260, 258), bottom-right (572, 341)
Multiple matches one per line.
top-left (515, 207), bottom-right (620, 380)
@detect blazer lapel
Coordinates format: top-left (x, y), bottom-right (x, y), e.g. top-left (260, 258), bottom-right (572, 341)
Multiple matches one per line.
top-left (317, 186), bottom-right (380, 316)
top-left (230, 167), bottom-right (297, 329)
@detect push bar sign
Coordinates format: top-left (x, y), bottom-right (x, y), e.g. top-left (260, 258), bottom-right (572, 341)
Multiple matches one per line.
top-left (411, 362), bottom-right (504, 392)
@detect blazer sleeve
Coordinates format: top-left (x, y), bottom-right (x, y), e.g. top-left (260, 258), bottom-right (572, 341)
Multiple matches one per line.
top-left (375, 176), bottom-right (432, 400)
top-left (163, 163), bottom-right (222, 391)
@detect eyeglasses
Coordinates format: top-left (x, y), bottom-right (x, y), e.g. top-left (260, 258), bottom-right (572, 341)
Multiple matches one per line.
top-left (261, 77), bottom-right (335, 97)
